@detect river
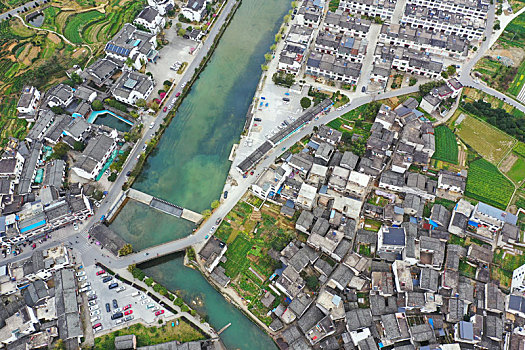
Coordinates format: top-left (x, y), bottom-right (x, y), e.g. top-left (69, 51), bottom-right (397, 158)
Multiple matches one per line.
top-left (110, 0), bottom-right (290, 348)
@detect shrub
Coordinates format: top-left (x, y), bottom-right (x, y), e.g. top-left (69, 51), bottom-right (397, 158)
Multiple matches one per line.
top-left (145, 278), bottom-right (154, 287)
top-left (91, 100), bottom-right (104, 111)
top-left (174, 298), bottom-right (184, 307)
top-left (118, 243), bottom-right (133, 256)
top-left (181, 304), bottom-right (190, 312)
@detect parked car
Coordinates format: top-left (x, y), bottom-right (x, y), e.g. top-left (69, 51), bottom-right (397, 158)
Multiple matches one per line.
top-left (223, 191), bottom-right (228, 199)
top-left (115, 319), bottom-right (125, 325)
top-left (123, 304), bottom-right (132, 311)
top-left (89, 305), bottom-right (99, 312)
top-left (116, 286), bottom-right (126, 293)
top-left (155, 310), bottom-right (164, 316)
top-left (163, 106), bottom-right (167, 112)
top-left (80, 282), bottom-right (91, 288)
top-left (111, 312), bottom-right (123, 320)
top-left (113, 299), bottom-right (118, 308)
top-left (90, 316), bottom-right (100, 323)
top-left (125, 315), bottom-right (134, 321)
top-left (88, 300), bottom-right (97, 307)
top-left (113, 308), bottom-right (122, 314)
top-left (105, 303), bottom-right (111, 312)
top-left (78, 276), bottom-right (87, 282)
top-left (73, 222), bottom-right (79, 231)
top-left (215, 217), bottom-right (221, 225)
top-left (102, 276), bottom-right (113, 283)
top-left (146, 303), bottom-right (155, 309)
top-left (254, 118), bottom-right (262, 122)
top-left (175, 92), bottom-right (181, 97)
top-left (92, 323), bottom-right (102, 329)
top-left (88, 295), bottom-right (97, 301)
top-left (124, 310), bottom-right (133, 316)
top-left (90, 310), bottom-right (101, 317)
top-left (75, 271), bottom-right (86, 277)
top-left (361, 86), bottom-right (366, 92)
top-left (150, 121), bottom-right (155, 129)
top-left (108, 283), bottom-right (118, 289)
top-left (94, 325), bottom-right (103, 333)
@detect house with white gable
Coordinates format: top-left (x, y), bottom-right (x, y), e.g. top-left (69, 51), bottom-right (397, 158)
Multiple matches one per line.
top-left (181, 0), bottom-right (207, 22)
top-left (133, 6), bottom-right (166, 34)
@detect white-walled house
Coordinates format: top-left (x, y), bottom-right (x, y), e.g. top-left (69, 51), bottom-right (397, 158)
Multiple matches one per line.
top-left (147, 0), bottom-right (174, 15)
top-left (133, 6), bottom-right (166, 34)
top-left (72, 134), bottom-right (117, 180)
top-left (110, 71), bottom-right (155, 106)
top-left (180, 0), bottom-right (207, 22)
top-left (17, 86), bottom-right (40, 121)
top-left (104, 23), bottom-right (158, 70)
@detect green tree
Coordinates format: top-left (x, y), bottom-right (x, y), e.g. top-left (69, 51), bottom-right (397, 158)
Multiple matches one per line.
top-left (71, 72), bottom-right (83, 85)
top-left (73, 141), bottom-right (85, 151)
top-left (176, 22), bottom-right (182, 29)
top-left (190, 310), bottom-right (197, 316)
top-left (54, 339), bottom-right (66, 350)
top-left (446, 65), bottom-right (457, 76)
top-left (441, 71), bottom-right (449, 79)
top-left (291, 1), bottom-right (298, 8)
top-left (91, 100), bottom-right (104, 111)
top-left (283, 14), bottom-right (291, 23)
top-left (270, 44), bottom-right (277, 51)
top-left (201, 209), bottom-right (211, 219)
top-left (125, 57), bottom-right (134, 68)
top-left (181, 304), bottom-right (190, 312)
top-left (264, 53), bottom-right (273, 62)
top-left (306, 275), bottom-right (319, 290)
top-left (150, 100), bottom-right (160, 112)
top-left (261, 64), bottom-right (269, 71)
top-left (300, 97), bottom-right (312, 109)
top-left (108, 172), bottom-right (118, 182)
top-left (52, 142), bottom-right (70, 160)
top-left (178, 28), bottom-right (187, 37)
top-left (135, 98), bottom-right (147, 108)
top-left (274, 33), bottom-right (282, 42)
top-left (211, 200), bottom-right (220, 209)
top-left (163, 80), bottom-right (172, 87)
top-left (174, 297), bottom-right (184, 307)
top-left (145, 278), bottom-right (154, 287)
top-left (118, 244), bottom-right (133, 256)
top-left (409, 77), bottom-right (417, 86)
top-left (494, 22), bottom-right (501, 30)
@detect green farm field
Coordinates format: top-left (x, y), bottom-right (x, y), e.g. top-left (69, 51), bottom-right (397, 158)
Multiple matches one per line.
top-left (433, 125), bottom-right (458, 164)
top-left (456, 114), bottom-right (515, 164)
top-left (507, 156), bottom-right (525, 183)
top-left (465, 158), bottom-right (514, 209)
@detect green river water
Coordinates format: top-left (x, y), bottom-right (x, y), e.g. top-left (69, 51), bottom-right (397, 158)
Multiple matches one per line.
top-left (110, 0), bottom-right (289, 348)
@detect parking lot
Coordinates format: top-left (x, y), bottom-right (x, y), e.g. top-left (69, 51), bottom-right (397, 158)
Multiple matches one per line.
top-left (235, 82), bottom-right (307, 162)
top-left (81, 264), bottom-right (173, 335)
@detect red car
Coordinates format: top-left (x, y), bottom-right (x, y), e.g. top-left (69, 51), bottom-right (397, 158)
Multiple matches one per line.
top-left (96, 270), bottom-right (105, 276)
top-left (123, 304), bottom-right (132, 311)
top-left (163, 106), bottom-right (167, 112)
top-left (175, 92), bottom-right (181, 97)
top-left (124, 310), bottom-right (133, 316)
top-left (155, 310), bottom-right (164, 316)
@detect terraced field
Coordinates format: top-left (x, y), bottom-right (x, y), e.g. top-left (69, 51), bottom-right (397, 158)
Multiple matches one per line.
top-left (64, 10), bottom-right (105, 43)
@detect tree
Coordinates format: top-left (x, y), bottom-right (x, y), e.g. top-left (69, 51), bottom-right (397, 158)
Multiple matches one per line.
top-left (135, 98), bottom-right (147, 108)
top-left (291, 1), bottom-right (298, 8)
top-left (274, 33), bottom-right (282, 42)
top-left (176, 22), bottom-right (182, 29)
top-left (441, 71), bottom-right (449, 79)
top-left (264, 53), bottom-right (273, 62)
top-left (174, 297), bottom-right (184, 307)
top-left (54, 339), bottom-right (66, 350)
top-left (52, 142), bottom-right (70, 160)
top-left (306, 275), bottom-right (319, 290)
top-left (211, 200), bottom-right (220, 209)
top-left (91, 99), bottom-right (104, 111)
top-left (178, 28), bottom-right (187, 37)
top-left (270, 44), bottom-right (276, 51)
top-left (125, 57), bottom-right (134, 68)
top-left (145, 278), bottom-right (154, 287)
top-left (446, 65), bottom-right (457, 76)
top-left (71, 72), bottom-right (83, 85)
top-left (163, 80), bottom-right (172, 87)
top-left (201, 209), bottom-right (211, 219)
top-left (118, 243), bottom-right (133, 256)
top-left (283, 14), bottom-right (291, 23)
top-left (261, 64), bottom-right (269, 71)
top-left (300, 97), bottom-right (312, 109)
top-left (494, 22), bottom-right (501, 30)
top-left (181, 304), bottom-right (190, 312)
top-left (73, 141), bottom-right (85, 151)
top-left (150, 100), bottom-right (160, 112)
top-left (108, 172), bottom-right (118, 182)
top-left (191, 309), bottom-right (197, 316)
top-left (409, 77), bottom-right (417, 86)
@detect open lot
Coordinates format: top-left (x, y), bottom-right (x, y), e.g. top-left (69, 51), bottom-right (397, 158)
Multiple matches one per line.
top-left (456, 114), bottom-right (516, 164)
top-left (234, 81), bottom-right (305, 164)
top-left (83, 265), bottom-right (173, 336)
top-left (506, 155), bottom-right (525, 184)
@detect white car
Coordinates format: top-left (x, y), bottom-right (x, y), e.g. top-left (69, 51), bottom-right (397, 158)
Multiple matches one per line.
top-left (181, 82), bottom-right (187, 88)
top-left (140, 295), bottom-right (147, 300)
top-left (116, 286), bottom-right (126, 293)
top-left (89, 305), bottom-right (99, 311)
top-left (86, 290), bottom-right (95, 296)
top-left (76, 271), bottom-right (86, 277)
top-left (78, 276), bottom-right (87, 282)
top-left (80, 282), bottom-right (91, 289)
top-left (150, 121), bottom-right (154, 129)
top-left (90, 316), bottom-right (100, 323)
top-left (90, 310), bottom-right (101, 317)
top-left (73, 222), bottom-right (79, 231)
top-left (88, 300), bottom-right (97, 307)
top-left (113, 308), bottom-right (122, 314)
top-left (115, 319), bottom-right (125, 325)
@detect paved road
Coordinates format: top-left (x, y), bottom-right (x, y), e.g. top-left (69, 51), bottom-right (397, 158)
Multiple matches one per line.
top-left (0, 0), bottom-right (44, 22)
top-left (458, 3), bottom-right (525, 113)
